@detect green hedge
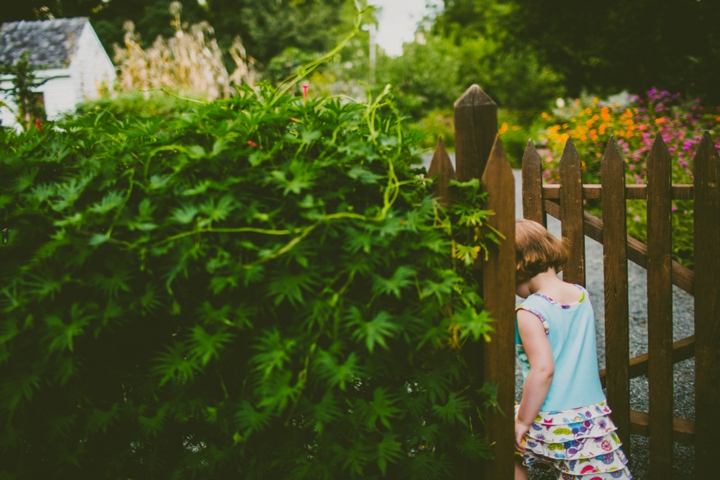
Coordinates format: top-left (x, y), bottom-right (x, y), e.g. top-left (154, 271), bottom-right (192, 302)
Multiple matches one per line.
top-left (0, 85), bottom-right (497, 479)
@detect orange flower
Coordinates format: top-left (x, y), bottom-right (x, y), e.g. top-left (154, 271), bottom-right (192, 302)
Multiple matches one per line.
top-left (601, 107), bottom-right (611, 122)
top-left (655, 117), bottom-right (666, 125)
top-left (599, 124), bottom-right (607, 135)
top-left (498, 122), bottom-right (508, 134)
top-left (584, 108), bottom-right (592, 115)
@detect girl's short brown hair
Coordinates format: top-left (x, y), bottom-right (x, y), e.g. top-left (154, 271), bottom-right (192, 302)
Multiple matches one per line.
top-left (515, 219), bottom-right (568, 284)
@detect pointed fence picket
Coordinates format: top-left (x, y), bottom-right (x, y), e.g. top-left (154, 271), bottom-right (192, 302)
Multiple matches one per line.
top-left (559, 139), bottom-right (586, 286)
top-left (600, 138), bottom-right (630, 449)
top-left (480, 136), bottom-right (516, 480)
top-left (646, 135), bottom-right (674, 477)
top-left (428, 84), bottom-right (717, 478)
top-left (521, 141), bottom-right (545, 227)
top-left (692, 133), bottom-right (720, 478)
top-left (426, 137), bottom-right (455, 207)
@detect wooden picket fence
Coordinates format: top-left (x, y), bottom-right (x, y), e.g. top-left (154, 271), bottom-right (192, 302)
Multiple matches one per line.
top-left (428, 84), bottom-right (720, 479)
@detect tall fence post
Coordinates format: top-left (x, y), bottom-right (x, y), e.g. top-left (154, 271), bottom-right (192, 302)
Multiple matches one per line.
top-left (481, 137), bottom-right (516, 480)
top-left (455, 85), bottom-right (498, 183)
top-left (453, 85), bottom-right (514, 480)
top-left (693, 132), bottom-right (720, 477)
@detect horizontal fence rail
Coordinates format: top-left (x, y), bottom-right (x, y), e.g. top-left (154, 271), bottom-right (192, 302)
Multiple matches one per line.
top-left (542, 184), bottom-right (694, 200)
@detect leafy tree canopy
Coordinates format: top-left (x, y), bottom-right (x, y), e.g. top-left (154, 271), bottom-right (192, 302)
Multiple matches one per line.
top-left (433, 0), bottom-right (720, 104)
top-left (0, 0), bottom-right (360, 67)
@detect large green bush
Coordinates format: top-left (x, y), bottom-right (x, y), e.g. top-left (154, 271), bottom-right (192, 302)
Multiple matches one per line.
top-left (0, 84), bottom-right (497, 478)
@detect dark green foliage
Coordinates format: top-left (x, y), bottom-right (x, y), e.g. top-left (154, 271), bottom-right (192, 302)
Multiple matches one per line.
top-left (0, 84), bottom-right (496, 478)
top-left (0, 0), bottom-right (357, 72)
top-left (434, 0), bottom-right (720, 105)
top-left (206, 0), bottom-right (351, 65)
top-left (77, 90), bottom-right (202, 121)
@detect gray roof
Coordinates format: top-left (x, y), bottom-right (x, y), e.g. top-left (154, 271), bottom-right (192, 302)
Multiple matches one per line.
top-left (0, 17), bottom-right (88, 69)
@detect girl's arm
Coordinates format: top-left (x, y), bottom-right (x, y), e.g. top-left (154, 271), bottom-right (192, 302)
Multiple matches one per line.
top-left (515, 309), bottom-right (554, 451)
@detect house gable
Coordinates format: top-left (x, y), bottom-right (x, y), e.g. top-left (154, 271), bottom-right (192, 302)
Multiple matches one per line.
top-left (0, 17), bottom-right (88, 70)
top-left (69, 21), bottom-right (116, 99)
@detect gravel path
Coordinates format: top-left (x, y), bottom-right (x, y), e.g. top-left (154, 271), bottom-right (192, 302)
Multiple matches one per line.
top-left (419, 156), bottom-right (696, 479)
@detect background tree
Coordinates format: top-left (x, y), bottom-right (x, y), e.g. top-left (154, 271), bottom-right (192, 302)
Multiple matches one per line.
top-left (0, 51), bottom-right (49, 130)
top-left (434, 0), bottom-right (720, 105)
top-left (0, 0), bottom-right (358, 72)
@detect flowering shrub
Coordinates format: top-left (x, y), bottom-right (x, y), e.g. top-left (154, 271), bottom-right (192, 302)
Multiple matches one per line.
top-left (536, 89), bottom-right (720, 267)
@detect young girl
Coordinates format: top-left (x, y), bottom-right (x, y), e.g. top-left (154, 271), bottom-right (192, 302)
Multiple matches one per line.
top-left (514, 219), bottom-right (632, 480)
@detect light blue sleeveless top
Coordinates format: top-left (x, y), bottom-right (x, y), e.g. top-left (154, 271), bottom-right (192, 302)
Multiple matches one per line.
top-left (515, 285), bottom-right (605, 412)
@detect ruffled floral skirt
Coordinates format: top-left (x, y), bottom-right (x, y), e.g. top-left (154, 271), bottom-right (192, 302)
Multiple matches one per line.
top-left (515, 401), bottom-right (632, 479)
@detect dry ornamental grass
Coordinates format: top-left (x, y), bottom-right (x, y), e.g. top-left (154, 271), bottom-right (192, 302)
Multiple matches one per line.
top-left (113, 1), bottom-right (255, 99)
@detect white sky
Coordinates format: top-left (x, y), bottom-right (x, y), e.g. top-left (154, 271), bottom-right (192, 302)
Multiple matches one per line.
top-left (370, 0), bottom-right (440, 56)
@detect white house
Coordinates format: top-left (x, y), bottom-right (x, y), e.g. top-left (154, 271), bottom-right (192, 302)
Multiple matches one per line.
top-left (0, 17), bottom-right (116, 129)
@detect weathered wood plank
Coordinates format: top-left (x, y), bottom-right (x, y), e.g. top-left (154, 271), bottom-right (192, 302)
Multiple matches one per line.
top-left (542, 200), bottom-right (694, 296)
top-left (646, 134), bottom-right (674, 475)
top-left (481, 136), bottom-right (516, 480)
top-left (542, 183), bottom-right (693, 200)
top-left (559, 137), bottom-right (585, 285)
top-left (454, 85), bottom-right (497, 183)
top-left (693, 132), bottom-right (720, 478)
top-left (629, 410), bottom-right (695, 445)
top-left (427, 137), bottom-right (456, 207)
top-left (521, 140), bottom-right (545, 226)
top-left (600, 137), bottom-right (630, 449)
top-left (599, 335), bottom-right (695, 387)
